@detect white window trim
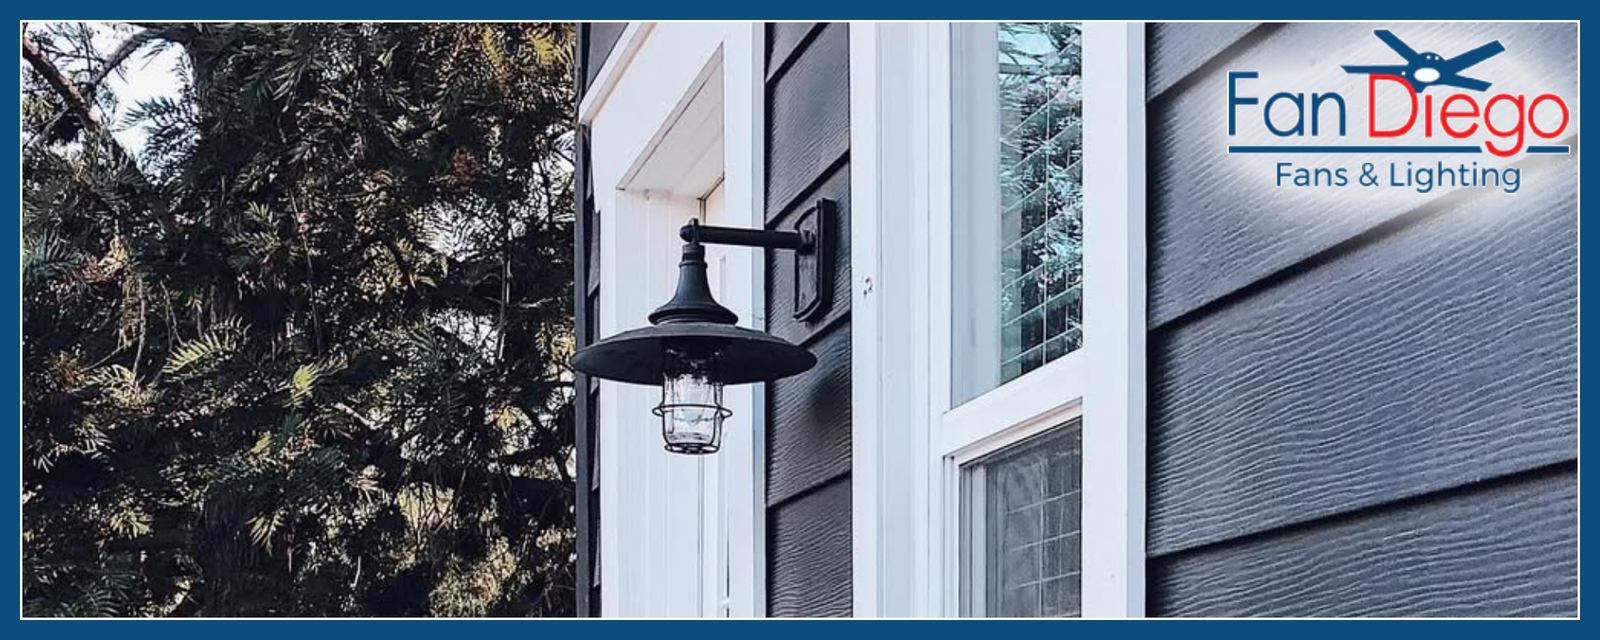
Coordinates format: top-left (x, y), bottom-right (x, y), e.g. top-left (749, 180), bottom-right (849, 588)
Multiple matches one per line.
top-left (588, 22), bottom-right (768, 618)
top-left (850, 21), bottom-right (1146, 618)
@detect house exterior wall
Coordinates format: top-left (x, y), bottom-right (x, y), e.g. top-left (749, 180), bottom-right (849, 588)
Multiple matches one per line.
top-left (1143, 22), bottom-right (1578, 616)
top-left (762, 22), bottom-right (855, 617)
top-left (575, 21), bottom-right (1579, 618)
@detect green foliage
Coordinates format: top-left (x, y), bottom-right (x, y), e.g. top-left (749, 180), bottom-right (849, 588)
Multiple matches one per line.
top-left (23, 22), bottom-right (577, 617)
top-left (162, 318), bottom-right (246, 375)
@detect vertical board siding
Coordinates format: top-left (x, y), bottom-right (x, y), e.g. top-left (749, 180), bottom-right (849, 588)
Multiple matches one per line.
top-left (763, 21), bottom-right (852, 616)
top-left (1145, 23), bottom-right (1578, 617)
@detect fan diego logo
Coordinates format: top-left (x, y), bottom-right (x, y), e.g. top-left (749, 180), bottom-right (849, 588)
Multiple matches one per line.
top-left (1226, 29), bottom-right (1571, 194)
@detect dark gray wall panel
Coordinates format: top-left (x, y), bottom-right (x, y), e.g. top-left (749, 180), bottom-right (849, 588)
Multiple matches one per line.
top-left (763, 21), bottom-right (852, 617)
top-left (1148, 158), bottom-right (1577, 554)
top-left (768, 22), bottom-right (823, 79)
top-left (768, 478), bottom-right (854, 617)
top-left (766, 162), bottom-right (851, 346)
top-left (1148, 22), bottom-right (1578, 326)
top-left (767, 327), bottom-right (852, 505)
top-left (765, 23), bottom-right (850, 218)
top-left (1146, 22), bottom-right (1263, 99)
top-left (583, 23), bottom-right (628, 91)
top-left (573, 123), bottom-right (596, 617)
top-left (1151, 467), bottom-right (1577, 617)
top-left (1145, 21), bottom-right (1578, 618)
top-left (586, 211), bottom-right (600, 290)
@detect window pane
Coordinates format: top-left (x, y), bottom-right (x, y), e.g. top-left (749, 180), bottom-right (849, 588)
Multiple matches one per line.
top-left (959, 422), bottom-right (1081, 617)
top-left (952, 22), bottom-right (1084, 406)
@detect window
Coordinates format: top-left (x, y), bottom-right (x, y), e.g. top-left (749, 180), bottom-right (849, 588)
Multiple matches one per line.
top-left (848, 20), bottom-right (1140, 618)
top-left (960, 423), bottom-right (1082, 617)
top-left (931, 21), bottom-right (1142, 618)
top-left (952, 22), bottom-right (1085, 406)
top-left (948, 21), bottom-right (1085, 618)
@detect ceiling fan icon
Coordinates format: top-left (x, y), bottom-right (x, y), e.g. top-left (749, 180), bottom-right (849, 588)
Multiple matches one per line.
top-left (1342, 29), bottom-right (1505, 93)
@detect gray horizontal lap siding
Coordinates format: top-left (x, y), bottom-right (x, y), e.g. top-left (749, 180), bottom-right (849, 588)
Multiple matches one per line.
top-left (1145, 22), bottom-right (1577, 617)
top-left (1151, 466), bottom-right (1577, 617)
top-left (582, 23), bottom-right (626, 92)
top-left (575, 22), bottom-right (625, 617)
top-left (574, 26), bottom-right (600, 614)
top-left (764, 22), bottom-right (853, 617)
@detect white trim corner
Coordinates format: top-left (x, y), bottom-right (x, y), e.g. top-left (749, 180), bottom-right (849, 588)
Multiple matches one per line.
top-left (1079, 20), bottom-right (1148, 618)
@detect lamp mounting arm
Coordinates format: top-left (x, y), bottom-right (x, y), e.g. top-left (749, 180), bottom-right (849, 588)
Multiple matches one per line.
top-left (680, 219), bottom-right (814, 254)
top-left (677, 199), bottom-right (835, 322)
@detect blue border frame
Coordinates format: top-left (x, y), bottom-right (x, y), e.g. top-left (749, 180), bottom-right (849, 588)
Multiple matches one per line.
top-left (7, 9), bottom-right (1589, 624)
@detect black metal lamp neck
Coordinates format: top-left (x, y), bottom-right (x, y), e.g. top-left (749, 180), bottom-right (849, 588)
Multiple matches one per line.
top-left (650, 217), bottom-right (824, 326)
top-left (647, 240), bottom-right (739, 325)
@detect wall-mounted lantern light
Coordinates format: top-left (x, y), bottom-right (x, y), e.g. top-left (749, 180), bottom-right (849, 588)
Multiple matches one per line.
top-left (570, 201), bottom-right (834, 454)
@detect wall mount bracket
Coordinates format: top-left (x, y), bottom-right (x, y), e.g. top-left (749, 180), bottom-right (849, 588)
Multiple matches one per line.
top-left (678, 198), bottom-right (834, 322)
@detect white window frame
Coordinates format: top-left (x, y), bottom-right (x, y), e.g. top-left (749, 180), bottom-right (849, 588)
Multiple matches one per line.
top-left (851, 21), bottom-right (1145, 618)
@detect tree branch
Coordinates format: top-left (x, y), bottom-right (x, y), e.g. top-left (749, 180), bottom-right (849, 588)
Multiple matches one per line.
top-left (331, 402), bottom-right (379, 430)
top-left (24, 29), bottom-right (154, 150)
top-left (22, 33), bottom-right (99, 133)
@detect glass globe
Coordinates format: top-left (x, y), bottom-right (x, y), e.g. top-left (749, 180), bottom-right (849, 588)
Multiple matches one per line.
top-left (654, 351), bottom-right (730, 454)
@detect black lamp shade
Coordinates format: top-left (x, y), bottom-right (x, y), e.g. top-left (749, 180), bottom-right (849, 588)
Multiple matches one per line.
top-left (570, 236), bottom-right (817, 388)
top-left (570, 322), bottom-right (815, 386)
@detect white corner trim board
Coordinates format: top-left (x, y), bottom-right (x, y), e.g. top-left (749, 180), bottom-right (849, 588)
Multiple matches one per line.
top-left (717, 22), bottom-right (770, 618)
top-left (1078, 22), bottom-right (1148, 618)
top-left (848, 21), bottom-right (929, 618)
top-left (578, 22), bottom-right (652, 126)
